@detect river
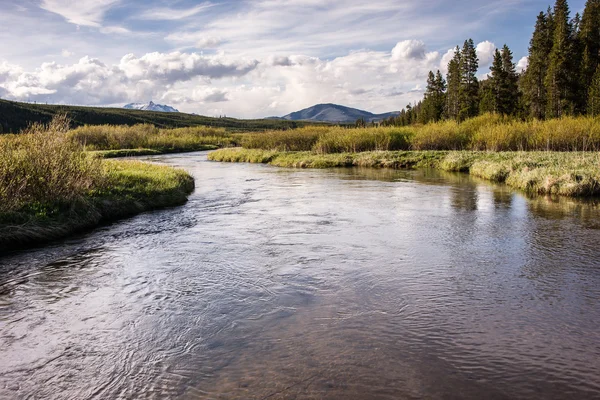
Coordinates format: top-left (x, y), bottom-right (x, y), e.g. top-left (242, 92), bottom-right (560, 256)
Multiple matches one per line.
top-left (1, 151), bottom-right (599, 399)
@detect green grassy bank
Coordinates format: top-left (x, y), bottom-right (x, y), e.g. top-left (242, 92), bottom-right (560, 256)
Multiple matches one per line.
top-left (209, 148), bottom-right (600, 197)
top-left (0, 117), bottom-right (195, 252)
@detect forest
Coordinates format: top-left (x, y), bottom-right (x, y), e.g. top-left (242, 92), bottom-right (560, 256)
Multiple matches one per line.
top-left (384, 0), bottom-right (600, 126)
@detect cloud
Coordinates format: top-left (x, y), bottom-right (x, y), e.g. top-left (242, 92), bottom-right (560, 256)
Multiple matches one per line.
top-left (118, 52), bottom-right (259, 82)
top-left (39, 0), bottom-right (120, 27)
top-left (196, 37), bottom-right (223, 49)
top-left (136, 3), bottom-right (213, 21)
top-left (517, 56), bottom-right (528, 72)
top-left (99, 26), bottom-right (131, 35)
top-left (392, 40), bottom-right (427, 60)
top-left (61, 49), bottom-right (74, 58)
top-left (203, 90), bottom-right (229, 103)
top-left (476, 40), bottom-right (496, 67)
top-left (0, 52), bottom-right (258, 105)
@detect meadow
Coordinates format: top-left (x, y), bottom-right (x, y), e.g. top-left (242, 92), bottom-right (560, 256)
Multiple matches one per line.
top-left (208, 114), bottom-right (600, 197)
top-left (0, 116), bottom-right (195, 250)
top-left (236, 114), bottom-right (600, 153)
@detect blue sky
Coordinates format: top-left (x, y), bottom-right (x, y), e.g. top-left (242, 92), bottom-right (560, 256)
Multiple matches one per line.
top-left (0, 0), bottom-right (587, 118)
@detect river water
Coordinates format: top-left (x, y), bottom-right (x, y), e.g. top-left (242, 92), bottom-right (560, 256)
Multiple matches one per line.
top-left (1, 152), bottom-right (599, 399)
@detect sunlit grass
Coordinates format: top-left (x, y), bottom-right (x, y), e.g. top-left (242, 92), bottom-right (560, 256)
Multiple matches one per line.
top-left (209, 148), bottom-right (600, 197)
top-left (0, 116), bottom-right (195, 249)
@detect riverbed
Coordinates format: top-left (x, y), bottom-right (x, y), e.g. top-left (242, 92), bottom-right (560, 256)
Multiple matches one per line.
top-left (1, 151), bottom-right (599, 399)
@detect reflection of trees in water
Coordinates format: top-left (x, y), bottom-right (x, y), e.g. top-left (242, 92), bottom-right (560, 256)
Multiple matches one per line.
top-left (492, 187), bottom-right (514, 209)
top-left (527, 196), bottom-right (600, 225)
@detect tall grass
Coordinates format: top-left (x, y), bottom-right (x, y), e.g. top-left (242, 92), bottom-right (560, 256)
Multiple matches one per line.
top-left (69, 124), bottom-right (233, 151)
top-left (234, 114), bottom-right (600, 153)
top-left (209, 148), bottom-right (600, 196)
top-left (0, 115), bottom-right (104, 213)
top-left (0, 115), bottom-right (196, 249)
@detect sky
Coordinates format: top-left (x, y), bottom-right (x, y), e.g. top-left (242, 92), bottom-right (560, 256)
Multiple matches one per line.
top-left (0, 0), bottom-right (587, 118)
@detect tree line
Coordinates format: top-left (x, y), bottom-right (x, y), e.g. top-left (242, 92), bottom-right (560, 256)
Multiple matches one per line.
top-left (382, 0), bottom-right (600, 127)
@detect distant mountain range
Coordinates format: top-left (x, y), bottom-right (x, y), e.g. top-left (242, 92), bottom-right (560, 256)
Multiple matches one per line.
top-left (269, 103), bottom-right (400, 123)
top-left (124, 101), bottom-right (179, 113)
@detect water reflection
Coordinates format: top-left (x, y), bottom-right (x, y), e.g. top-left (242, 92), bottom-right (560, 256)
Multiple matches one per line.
top-left (1, 153), bottom-right (599, 399)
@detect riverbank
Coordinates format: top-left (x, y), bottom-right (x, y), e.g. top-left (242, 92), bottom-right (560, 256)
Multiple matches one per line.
top-left (91, 145), bottom-right (219, 158)
top-left (0, 116), bottom-right (196, 252)
top-left (209, 148), bottom-right (600, 197)
top-left (0, 160), bottom-right (194, 252)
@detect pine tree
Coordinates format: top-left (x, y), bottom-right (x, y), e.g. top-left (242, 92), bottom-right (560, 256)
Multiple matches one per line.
top-left (545, 0), bottom-right (576, 117)
top-left (523, 12), bottom-right (553, 119)
top-left (479, 79), bottom-right (495, 114)
top-left (458, 39), bottom-right (480, 121)
top-left (421, 71), bottom-right (438, 123)
top-left (489, 49), bottom-right (504, 113)
top-left (579, 0), bottom-right (600, 111)
top-left (445, 47), bottom-right (462, 120)
top-left (434, 70), bottom-right (447, 121)
top-left (500, 44), bottom-right (520, 115)
top-left (589, 64), bottom-right (600, 116)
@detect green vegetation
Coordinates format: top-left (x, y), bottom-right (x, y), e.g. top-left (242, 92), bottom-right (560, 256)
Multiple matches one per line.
top-left (383, 0), bottom-right (600, 126)
top-left (70, 124), bottom-right (231, 153)
top-left (0, 98), bottom-right (312, 134)
top-left (209, 148), bottom-right (600, 197)
top-left (232, 114), bottom-right (600, 152)
top-left (0, 116), bottom-right (195, 251)
top-left (209, 114), bottom-right (600, 198)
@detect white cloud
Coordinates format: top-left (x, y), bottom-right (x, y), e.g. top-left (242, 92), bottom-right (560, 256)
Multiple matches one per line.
top-left (0, 52), bottom-right (258, 105)
top-left (136, 3), bottom-right (213, 21)
top-left (196, 37), bottom-right (223, 49)
top-left (39, 0), bottom-right (120, 27)
top-left (99, 26), bottom-right (131, 35)
top-left (392, 40), bottom-right (427, 60)
top-left (517, 56), bottom-right (528, 72)
top-left (61, 49), bottom-right (74, 58)
top-left (476, 40), bottom-right (496, 67)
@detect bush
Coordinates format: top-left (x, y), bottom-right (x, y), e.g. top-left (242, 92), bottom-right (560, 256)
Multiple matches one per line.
top-left (0, 115), bottom-right (104, 213)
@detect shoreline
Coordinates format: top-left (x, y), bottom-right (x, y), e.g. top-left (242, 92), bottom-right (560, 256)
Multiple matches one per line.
top-left (208, 148), bottom-right (600, 197)
top-left (90, 145), bottom-right (219, 158)
top-left (0, 160), bottom-right (195, 253)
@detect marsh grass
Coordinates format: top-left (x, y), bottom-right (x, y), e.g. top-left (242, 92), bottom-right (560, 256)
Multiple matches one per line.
top-left (209, 148), bottom-right (600, 197)
top-left (0, 115), bottom-right (104, 214)
top-left (69, 124), bottom-right (234, 152)
top-left (234, 114), bottom-right (600, 152)
top-left (0, 116), bottom-right (195, 250)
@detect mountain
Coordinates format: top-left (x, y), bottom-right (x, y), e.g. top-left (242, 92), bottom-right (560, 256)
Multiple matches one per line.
top-left (279, 103), bottom-right (400, 123)
top-left (124, 101), bottom-right (179, 113)
top-left (0, 99), bottom-right (311, 133)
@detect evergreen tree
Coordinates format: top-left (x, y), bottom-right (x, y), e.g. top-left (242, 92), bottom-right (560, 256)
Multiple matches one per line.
top-left (523, 11), bottom-right (553, 119)
top-left (488, 49), bottom-right (504, 113)
top-left (500, 44), bottom-right (520, 115)
top-left (479, 78), bottom-right (495, 114)
top-left (434, 70), bottom-right (447, 121)
top-left (458, 39), bottom-right (480, 120)
top-left (579, 0), bottom-right (600, 110)
top-left (545, 0), bottom-right (576, 117)
top-left (589, 64), bottom-right (600, 116)
top-left (445, 47), bottom-right (462, 120)
top-left (422, 70), bottom-right (447, 123)
top-left (421, 71), bottom-right (438, 123)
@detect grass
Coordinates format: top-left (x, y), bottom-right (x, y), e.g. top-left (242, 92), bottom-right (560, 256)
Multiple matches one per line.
top-left (69, 124), bottom-right (232, 153)
top-left (232, 114), bottom-right (600, 152)
top-left (0, 116), bottom-right (195, 251)
top-left (208, 148), bottom-right (600, 197)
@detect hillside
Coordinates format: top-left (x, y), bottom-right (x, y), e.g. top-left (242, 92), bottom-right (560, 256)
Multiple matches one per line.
top-left (280, 103), bottom-right (399, 123)
top-left (0, 99), bottom-right (306, 133)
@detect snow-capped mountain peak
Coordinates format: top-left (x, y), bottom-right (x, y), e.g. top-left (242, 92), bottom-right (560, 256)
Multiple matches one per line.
top-left (123, 101), bottom-right (179, 113)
